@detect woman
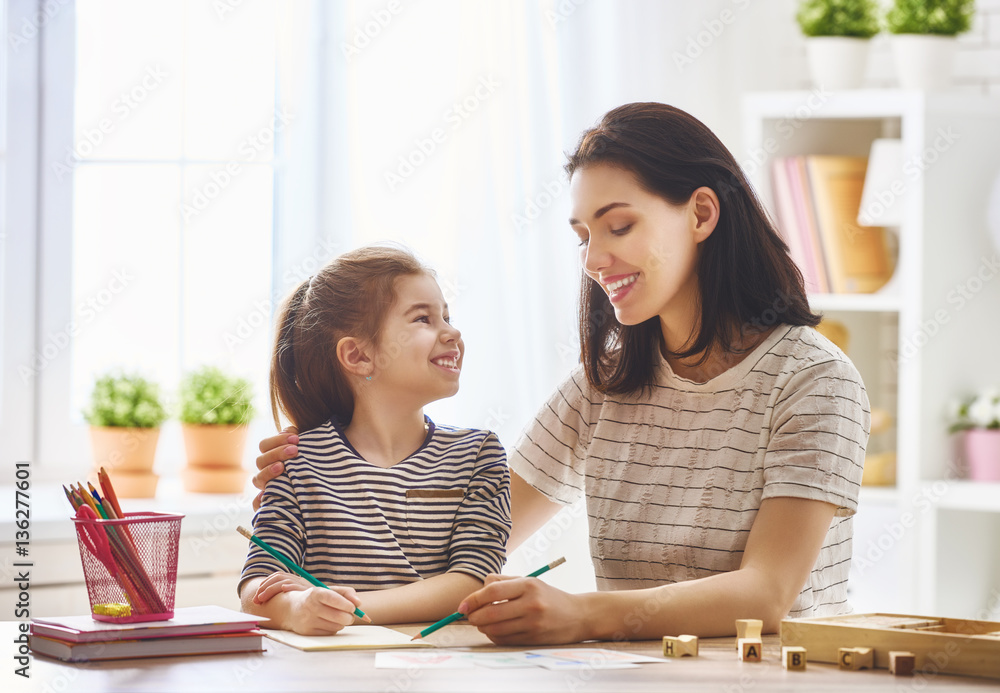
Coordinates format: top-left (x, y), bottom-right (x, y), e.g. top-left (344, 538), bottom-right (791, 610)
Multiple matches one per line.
top-left (251, 102), bottom-right (869, 646)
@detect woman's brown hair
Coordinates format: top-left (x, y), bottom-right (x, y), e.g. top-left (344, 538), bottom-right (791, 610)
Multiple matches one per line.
top-left (269, 244), bottom-right (431, 431)
top-left (566, 102), bottom-right (820, 396)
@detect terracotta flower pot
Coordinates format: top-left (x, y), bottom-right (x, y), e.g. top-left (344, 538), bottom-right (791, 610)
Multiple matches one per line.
top-left (88, 427), bottom-right (161, 498)
top-left (181, 424), bottom-right (249, 494)
top-left (964, 429), bottom-right (1000, 482)
top-left (181, 424), bottom-right (248, 467)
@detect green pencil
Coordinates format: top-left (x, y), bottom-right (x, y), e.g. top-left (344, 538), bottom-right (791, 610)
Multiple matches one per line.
top-left (237, 525), bottom-right (371, 623)
top-left (411, 556), bottom-right (567, 641)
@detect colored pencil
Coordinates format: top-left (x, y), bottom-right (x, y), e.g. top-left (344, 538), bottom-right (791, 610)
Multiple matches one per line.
top-left (411, 557), bottom-right (567, 641)
top-left (98, 468), bottom-right (139, 548)
top-left (98, 467), bottom-right (125, 518)
top-left (236, 525), bottom-right (372, 623)
top-left (65, 479), bottom-right (166, 615)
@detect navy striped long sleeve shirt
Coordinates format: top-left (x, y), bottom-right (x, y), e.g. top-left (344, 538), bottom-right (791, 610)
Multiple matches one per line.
top-left (240, 417), bottom-right (511, 593)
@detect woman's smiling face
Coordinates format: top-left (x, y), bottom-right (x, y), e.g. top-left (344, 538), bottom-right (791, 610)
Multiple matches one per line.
top-left (569, 163), bottom-right (709, 328)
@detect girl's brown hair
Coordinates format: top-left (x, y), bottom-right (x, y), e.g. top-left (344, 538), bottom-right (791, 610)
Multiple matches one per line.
top-left (566, 102), bottom-right (820, 396)
top-left (270, 244), bottom-right (431, 431)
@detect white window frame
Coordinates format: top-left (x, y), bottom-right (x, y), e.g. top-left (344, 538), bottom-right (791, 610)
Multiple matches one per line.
top-left (1, 0), bottom-right (44, 468)
top-left (6, 0), bottom-right (323, 480)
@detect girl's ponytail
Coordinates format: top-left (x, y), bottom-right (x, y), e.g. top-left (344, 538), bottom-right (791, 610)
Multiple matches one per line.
top-left (269, 280), bottom-right (309, 430)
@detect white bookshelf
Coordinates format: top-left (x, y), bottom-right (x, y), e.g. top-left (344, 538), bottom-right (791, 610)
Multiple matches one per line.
top-left (742, 90), bottom-right (1000, 619)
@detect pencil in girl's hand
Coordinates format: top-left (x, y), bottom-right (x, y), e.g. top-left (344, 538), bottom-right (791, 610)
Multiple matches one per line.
top-left (411, 556), bottom-right (567, 641)
top-left (236, 525), bottom-right (372, 624)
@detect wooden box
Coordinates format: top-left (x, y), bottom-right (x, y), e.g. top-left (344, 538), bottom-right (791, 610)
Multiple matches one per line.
top-left (780, 613), bottom-right (1000, 680)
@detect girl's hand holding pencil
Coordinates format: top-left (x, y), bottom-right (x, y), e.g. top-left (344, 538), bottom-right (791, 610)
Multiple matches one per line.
top-left (237, 525), bottom-right (370, 635)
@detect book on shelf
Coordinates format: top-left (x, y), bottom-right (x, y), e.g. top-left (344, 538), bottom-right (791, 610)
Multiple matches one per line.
top-left (29, 629), bottom-right (264, 663)
top-left (29, 605), bottom-right (262, 662)
top-left (770, 154), bottom-right (893, 295)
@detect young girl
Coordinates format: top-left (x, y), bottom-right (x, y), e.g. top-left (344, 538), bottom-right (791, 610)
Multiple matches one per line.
top-left (239, 245), bottom-right (511, 635)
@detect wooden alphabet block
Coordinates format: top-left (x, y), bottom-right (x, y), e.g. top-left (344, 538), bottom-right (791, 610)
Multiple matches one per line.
top-left (735, 619), bottom-right (763, 643)
top-left (838, 646), bottom-right (873, 670)
top-left (738, 638), bottom-right (763, 662)
top-left (890, 651), bottom-right (916, 676)
top-left (782, 646), bottom-right (806, 670)
top-left (662, 634), bottom-right (699, 658)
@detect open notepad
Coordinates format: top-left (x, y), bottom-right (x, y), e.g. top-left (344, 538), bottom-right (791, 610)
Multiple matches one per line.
top-left (262, 625), bottom-right (433, 651)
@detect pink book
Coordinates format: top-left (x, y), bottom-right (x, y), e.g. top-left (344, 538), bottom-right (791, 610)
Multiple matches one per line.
top-left (787, 156), bottom-right (830, 294)
top-left (771, 157), bottom-right (817, 292)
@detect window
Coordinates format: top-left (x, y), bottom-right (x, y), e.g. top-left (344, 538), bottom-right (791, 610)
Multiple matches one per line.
top-left (37, 0), bottom-right (279, 473)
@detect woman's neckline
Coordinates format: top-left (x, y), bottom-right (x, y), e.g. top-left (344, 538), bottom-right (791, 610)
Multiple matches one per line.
top-left (658, 325), bottom-right (791, 388)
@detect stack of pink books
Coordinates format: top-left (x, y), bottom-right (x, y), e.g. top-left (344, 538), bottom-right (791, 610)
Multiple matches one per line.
top-left (29, 605), bottom-right (262, 662)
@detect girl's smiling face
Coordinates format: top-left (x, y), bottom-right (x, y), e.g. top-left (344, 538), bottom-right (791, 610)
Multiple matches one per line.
top-left (569, 163), bottom-right (717, 331)
top-left (370, 273), bottom-right (464, 406)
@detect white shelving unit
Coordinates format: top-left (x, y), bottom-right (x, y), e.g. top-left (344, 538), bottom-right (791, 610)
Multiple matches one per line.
top-left (742, 90), bottom-right (1000, 619)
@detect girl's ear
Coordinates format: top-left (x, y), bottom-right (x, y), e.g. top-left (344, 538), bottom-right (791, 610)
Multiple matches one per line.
top-left (336, 337), bottom-right (374, 378)
top-left (689, 186), bottom-right (720, 243)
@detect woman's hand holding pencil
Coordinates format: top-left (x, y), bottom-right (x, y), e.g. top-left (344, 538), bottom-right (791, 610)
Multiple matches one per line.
top-left (453, 557), bottom-right (591, 646)
top-left (412, 557), bottom-right (566, 641)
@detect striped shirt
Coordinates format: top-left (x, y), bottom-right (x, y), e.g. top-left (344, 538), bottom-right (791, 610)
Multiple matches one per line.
top-left (510, 325), bottom-right (869, 618)
top-left (240, 418), bottom-right (511, 593)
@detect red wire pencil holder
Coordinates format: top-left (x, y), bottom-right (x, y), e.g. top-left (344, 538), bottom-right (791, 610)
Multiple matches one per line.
top-left (72, 511), bottom-right (184, 623)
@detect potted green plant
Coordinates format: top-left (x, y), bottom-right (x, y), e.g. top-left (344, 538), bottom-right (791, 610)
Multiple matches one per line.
top-left (178, 366), bottom-right (256, 493)
top-left (886, 0), bottom-right (976, 89)
top-left (949, 388), bottom-right (1000, 482)
top-left (796, 0), bottom-right (880, 90)
top-left (84, 372), bottom-right (168, 498)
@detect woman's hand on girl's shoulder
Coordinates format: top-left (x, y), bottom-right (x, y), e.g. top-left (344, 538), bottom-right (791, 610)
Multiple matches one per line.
top-left (283, 584), bottom-right (364, 636)
top-left (252, 426), bottom-right (299, 511)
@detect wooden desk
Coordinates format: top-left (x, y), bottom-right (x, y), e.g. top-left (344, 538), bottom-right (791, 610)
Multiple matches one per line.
top-left (10, 623), bottom-right (999, 692)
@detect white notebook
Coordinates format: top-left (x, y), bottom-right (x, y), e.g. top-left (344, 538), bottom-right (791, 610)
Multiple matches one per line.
top-left (262, 625), bottom-right (433, 651)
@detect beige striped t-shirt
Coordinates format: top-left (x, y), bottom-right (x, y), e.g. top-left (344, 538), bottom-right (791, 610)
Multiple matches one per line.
top-left (510, 325), bottom-right (870, 618)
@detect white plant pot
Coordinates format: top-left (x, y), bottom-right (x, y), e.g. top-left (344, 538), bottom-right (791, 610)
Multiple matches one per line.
top-left (890, 34), bottom-right (958, 90)
top-left (805, 37), bottom-right (870, 90)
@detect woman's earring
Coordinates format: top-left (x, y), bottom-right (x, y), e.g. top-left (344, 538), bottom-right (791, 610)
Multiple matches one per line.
top-left (365, 375), bottom-right (372, 381)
